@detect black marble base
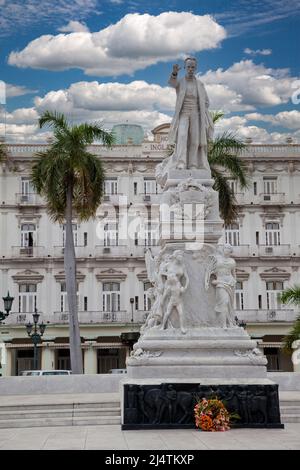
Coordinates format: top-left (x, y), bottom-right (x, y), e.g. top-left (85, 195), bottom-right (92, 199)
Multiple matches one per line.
top-left (122, 383), bottom-right (284, 429)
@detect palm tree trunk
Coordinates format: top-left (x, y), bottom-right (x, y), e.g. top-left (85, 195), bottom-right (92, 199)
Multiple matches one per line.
top-left (64, 183), bottom-right (83, 374)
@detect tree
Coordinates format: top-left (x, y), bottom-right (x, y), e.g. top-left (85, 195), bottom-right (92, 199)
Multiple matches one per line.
top-left (209, 112), bottom-right (249, 224)
top-left (279, 286), bottom-right (300, 352)
top-left (31, 111), bottom-right (114, 374)
top-left (0, 139), bottom-right (7, 163)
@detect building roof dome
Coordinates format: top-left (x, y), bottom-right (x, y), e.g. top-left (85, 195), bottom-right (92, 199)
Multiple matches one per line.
top-left (112, 124), bottom-right (144, 145)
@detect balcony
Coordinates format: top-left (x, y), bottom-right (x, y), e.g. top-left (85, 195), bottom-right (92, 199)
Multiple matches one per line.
top-left (10, 246), bottom-right (45, 257)
top-left (257, 244), bottom-right (291, 257)
top-left (4, 310), bottom-right (147, 326)
top-left (231, 245), bottom-right (250, 257)
top-left (137, 193), bottom-right (162, 205)
top-left (234, 192), bottom-right (287, 206)
top-left (259, 193), bottom-right (286, 204)
top-left (101, 193), bottom-right (126, 206)
top-left (53, 246), bottom-right (93, 258)
top-left (15, 193), bottom-right (42, 206)
top-left (95, 245), bottom-right (130, 257)
top-left (235, 309), bottom-right (297, 323)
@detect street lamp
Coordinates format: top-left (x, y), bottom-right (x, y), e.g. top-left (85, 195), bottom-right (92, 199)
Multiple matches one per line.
top-left (235, 315), bottom-right (246, 329)
top-left (25, 309), bottom-right (46, 370)
top-left (0, 291), bottom-right (14, 322)
top-left (130, 297), bottom-right (134, 323)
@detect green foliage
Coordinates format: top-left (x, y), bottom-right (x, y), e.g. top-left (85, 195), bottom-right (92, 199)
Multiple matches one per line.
top-left (280, 285), bottom-right (300, 352)
top-left (0, 141), bottom-right (7, 162)
top-left (209, 112), bottom-right (250, 223)
top-left (31, 111), bottom-right (115, 222)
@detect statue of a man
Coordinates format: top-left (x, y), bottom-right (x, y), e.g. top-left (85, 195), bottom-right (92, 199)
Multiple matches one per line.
top-left (168, 57), bottom-right (214, 172)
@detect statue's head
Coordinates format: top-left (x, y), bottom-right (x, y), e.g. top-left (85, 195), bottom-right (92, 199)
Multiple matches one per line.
top-left (184, 57), bottom-right (197, 78)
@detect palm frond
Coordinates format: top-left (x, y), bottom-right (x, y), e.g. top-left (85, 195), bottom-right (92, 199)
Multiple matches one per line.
top-left (0, 141), bottom-right (8, 162)
top-left (283, 316), bottom-right (300, 352)
top-left (211, 110), bottom-right (225, 124)
top-left (280, 285), bottom-right (300, 306)
top-left (211, 167), bottom-right (238, 224)
top-left (74, 123), bottom-right (115, 147)
top-left (39, 110), bottom-right (69, 132)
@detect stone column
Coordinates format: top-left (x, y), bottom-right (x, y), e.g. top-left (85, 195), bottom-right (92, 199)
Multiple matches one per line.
top-left (84, 341), bottom-right (98, 374)
top-left (41, 342), bottom-right (55, 370)
top-left (2, 345), bottom-right (13, 376)
top-left (292, 340), bottom-right (300, 372)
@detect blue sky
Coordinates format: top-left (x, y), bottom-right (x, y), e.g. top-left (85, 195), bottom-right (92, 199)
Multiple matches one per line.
top-left (0, 0), bottom-right (299, 142)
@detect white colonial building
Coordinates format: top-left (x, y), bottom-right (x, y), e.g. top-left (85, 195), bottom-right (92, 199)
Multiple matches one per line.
top-left (0, 124), bottom-right (299, 375)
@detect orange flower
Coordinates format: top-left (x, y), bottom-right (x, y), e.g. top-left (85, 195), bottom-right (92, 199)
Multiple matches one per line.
top-left (200, 414), bottom-right (213, 431)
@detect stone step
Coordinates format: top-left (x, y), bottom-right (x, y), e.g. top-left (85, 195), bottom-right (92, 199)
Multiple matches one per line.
top-left (0, 407), bottom-right (121, 420)
top-left (281, 415), bottom-right (300, 423)
top-left (280, 401), bottom-right (300, 407)
top-left (280, 406), bottom-right (300, 414)
top-left (0, 401), bottom-right (120, 412)
top-left (0, 415), bottom-right (121, 429)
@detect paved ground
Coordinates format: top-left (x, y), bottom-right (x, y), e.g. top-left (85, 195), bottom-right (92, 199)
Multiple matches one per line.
top-left (0, 423), bottom-right (299, 450)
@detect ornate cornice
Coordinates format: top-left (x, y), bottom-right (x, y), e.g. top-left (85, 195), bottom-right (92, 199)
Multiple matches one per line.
top-left (54, 271), bottom-right (85, 282)
top-left (12, 269), bottom-right (44, 284)
top-left (96, 268), bottom-right (127, 281)
top-left (259, 267), bottom-right (291, 280)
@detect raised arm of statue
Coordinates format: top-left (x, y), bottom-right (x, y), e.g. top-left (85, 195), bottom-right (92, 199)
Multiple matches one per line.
top-left (168, 64), bottom-right (181, 88)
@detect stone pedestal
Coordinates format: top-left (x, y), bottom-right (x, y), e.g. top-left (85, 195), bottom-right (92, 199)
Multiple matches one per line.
top-left (127, 327), bottom-right (267, 379)
top-left (123, 170), bottom-right (282, 428)
top-left (122, 380), bottom-right (283, 429)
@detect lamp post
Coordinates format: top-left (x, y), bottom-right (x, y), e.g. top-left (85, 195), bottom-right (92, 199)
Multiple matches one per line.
top-left (130, 297), bottom-right (134, 323)
top-left (25, 309), bottom-right (46, 370)
top-left (235, 316), bottom-right (246, 329)
top-left (0, 292), bottom-right (14, 322)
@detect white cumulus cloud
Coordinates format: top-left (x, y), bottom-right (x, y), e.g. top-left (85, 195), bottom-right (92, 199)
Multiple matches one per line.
top-left (58, 20), bottom-right (89, 33)
top-left (246, 110), bottom-right (300, 130)
top-left (244, 48), bottom-right (272, 56)
top-left (8, 12), bottom-right (226, 76)
top-left (200, 60), bottom-right (299, 110)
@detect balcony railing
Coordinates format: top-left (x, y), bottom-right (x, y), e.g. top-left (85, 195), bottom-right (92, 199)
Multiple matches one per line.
top-left (53, 246), bottom-right (93, 258)
top-left (257, 244), bottom-right (291, 257)
top-left (234, 192), bottom-right (287, 205)
top-left (259, 193), bottom-right (286, 204)
top-left (240, 144), bottom-right (300, 156)
top-left (4, 310), bottom-right (147, 326)
top-left (95, 245), bottom-right (129, 257)
top-left (10, 246), bottom-right (45, 257)
top-left (230, 245), bottom-right (250, 257)
top-left (138, 193), bottom-right (161, 204)
top-left (235, 309), bottom-right (297, 323)
top-left (15, 193), bottom-right (42, 205)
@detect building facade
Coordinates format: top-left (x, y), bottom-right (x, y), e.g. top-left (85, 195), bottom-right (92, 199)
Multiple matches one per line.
top-left (0, 124), bottom-right (299, 375)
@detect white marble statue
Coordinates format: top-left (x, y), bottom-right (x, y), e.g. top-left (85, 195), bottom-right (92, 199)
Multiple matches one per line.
top-left (168, 57), bottom-right (214, 171)
top-left (205, 244), bottom-right (237, 327)
top-left (160, 250), bottom-right (189, 334)
top-left (143, 250), bottom-right (171, 332)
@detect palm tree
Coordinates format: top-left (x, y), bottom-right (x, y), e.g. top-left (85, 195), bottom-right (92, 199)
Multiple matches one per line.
top-left (31, 111), bottom-right (114, 374)
top-left (279, 286), bottom-right (300, 351)
top-left (0, 139), bottom-right (7, 163)
top-left (209, 112), bottom-right (249, 224)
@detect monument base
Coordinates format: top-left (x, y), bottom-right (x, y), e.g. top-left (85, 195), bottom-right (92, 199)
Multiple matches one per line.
top-left (121, 380), bottom-right (283, 430)
top-left (126, 327), bottom-right (268, 380)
